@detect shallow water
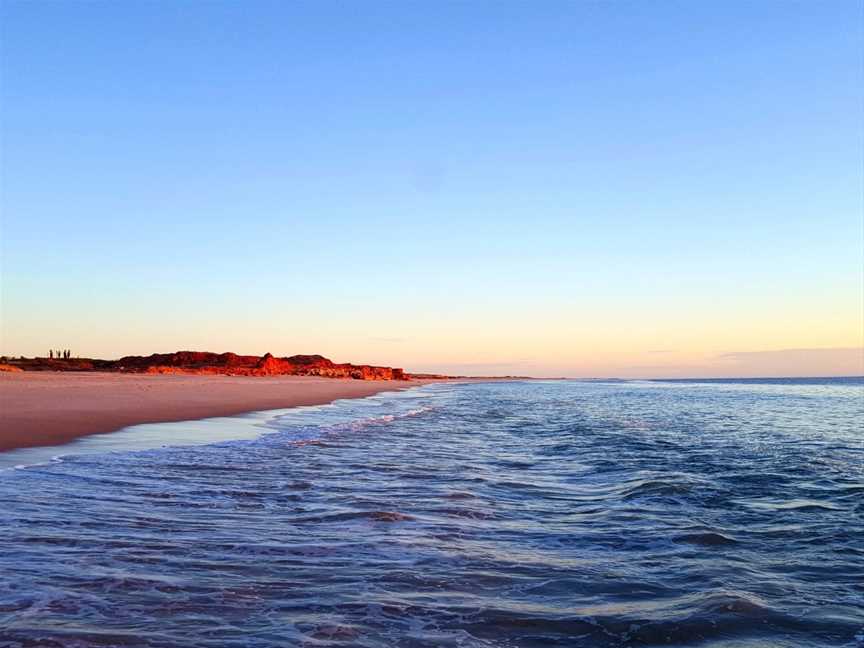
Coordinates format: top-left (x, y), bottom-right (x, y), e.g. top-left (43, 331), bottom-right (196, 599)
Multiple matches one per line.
top-left (1, 378), bottom-right (862, 647)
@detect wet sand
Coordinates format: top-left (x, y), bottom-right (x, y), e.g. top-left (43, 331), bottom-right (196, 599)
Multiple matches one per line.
top-left (0, 372), bottom-right (433, 452)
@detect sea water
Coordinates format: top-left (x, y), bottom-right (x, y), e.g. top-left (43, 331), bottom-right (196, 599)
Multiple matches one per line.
top-left (0, 378), bottom-right (862, 647)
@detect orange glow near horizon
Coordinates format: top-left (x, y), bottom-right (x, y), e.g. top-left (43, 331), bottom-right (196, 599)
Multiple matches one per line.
top-left (3, 297), bottom-right (862, 378)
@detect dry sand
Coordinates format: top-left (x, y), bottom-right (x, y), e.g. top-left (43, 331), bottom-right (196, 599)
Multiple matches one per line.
top-left (0, 372), bottom-right (434, 452)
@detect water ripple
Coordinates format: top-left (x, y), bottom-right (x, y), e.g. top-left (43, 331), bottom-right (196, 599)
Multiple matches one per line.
top-left (1, 378), bottom-right (862, 647)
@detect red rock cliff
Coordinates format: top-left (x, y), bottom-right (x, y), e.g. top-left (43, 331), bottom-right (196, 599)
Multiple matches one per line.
top-left (108, 351), bottom-right (408, 381)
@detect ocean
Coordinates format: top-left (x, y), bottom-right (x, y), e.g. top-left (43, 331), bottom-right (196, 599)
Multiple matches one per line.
top-left (1, 378), bottom-right (862, 647)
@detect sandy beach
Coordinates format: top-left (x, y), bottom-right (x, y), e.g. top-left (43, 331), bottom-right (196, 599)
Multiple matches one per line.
top-left (0, 372), bottom-right (431, 452)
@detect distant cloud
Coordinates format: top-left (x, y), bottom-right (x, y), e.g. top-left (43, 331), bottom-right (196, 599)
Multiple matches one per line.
top-left (411, 348), bottom-right (863, 380)
top-left (712, 347), bottom-right (864, 377)
top-left (717, 347), bottom-right (861, 360)
top-left (602, 347), bottom-right (863, 379)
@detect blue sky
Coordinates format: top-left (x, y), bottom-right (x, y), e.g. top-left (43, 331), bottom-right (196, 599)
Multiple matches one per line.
top-left (1, 1), bottom-right (862, 376)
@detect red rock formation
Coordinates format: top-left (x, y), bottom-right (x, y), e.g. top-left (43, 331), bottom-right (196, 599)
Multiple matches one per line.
top-left (110, 351), bottom-right (409, 380)
top-left (251, 353), bottom-right (295, 376)
top-left (3, 351), bottom-right (409, 380)
top-left (114, 351), bottom-right (260, 372)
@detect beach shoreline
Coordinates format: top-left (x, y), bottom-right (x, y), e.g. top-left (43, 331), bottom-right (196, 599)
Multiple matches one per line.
top-left (0, 372), bottom-right (441, 453)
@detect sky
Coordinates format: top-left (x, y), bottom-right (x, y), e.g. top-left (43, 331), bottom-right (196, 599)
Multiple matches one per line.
top-left (1, 1), bottom-right (862, 378)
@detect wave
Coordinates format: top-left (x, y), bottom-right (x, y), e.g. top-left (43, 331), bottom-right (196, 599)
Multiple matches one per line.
top-left (1, 379), bottom-right (861, 647)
